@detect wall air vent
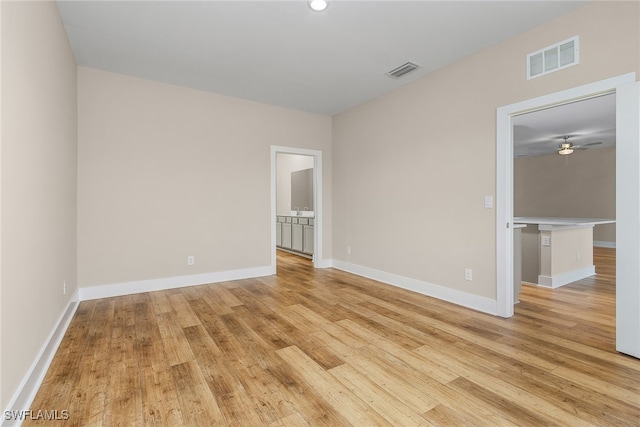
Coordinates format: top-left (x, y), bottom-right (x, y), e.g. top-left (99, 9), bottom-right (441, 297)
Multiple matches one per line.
top-left (386, 61), bottom-right (422, 79)
top-left (527, 36), bottom-right (579, 80)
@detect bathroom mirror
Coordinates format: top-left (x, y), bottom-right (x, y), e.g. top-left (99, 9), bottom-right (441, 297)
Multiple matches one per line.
top-left (291, 168), bottom-right (313, 212)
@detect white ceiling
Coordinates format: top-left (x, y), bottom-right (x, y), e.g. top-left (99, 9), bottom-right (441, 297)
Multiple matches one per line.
top-left (56, 0), bottom-right (589, 116)
top-left (513, 93), bottom-right (616, 158)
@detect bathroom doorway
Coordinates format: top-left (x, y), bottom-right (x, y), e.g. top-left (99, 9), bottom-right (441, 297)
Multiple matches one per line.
top-left (270, 146), bottom-right (324, 271)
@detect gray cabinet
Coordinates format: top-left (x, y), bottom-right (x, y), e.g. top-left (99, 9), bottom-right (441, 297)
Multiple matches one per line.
top-left (276, 215), bottom-right (313, 257)
top-left (303, 224), bottom-right (314, 254)
top-left (276, 222), bottom-right (282, 246)
top-left (292, 224), bottom-right (303, 252)
top-left (281, 222), bottom-right (292, 249)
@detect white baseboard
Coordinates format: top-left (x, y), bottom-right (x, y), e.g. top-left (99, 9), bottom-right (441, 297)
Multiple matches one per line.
top-left (331, 260), bottom-right (498, 316)
top-left (594, 240), bottom-right (616, 248)
top-left (2, 290), bottom-right (80, 427)
top-left (314, 258), bottom-right (333, 269)
top-left (78, 265), bottom-right (274, 301)
top-left (538, 265), bottom-right (596, 288)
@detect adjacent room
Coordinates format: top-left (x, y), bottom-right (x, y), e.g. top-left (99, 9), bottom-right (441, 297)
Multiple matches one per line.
top-left (513, 93), bottom-right (616, 296)
top-left (2, 1), bottom-right (639, 425)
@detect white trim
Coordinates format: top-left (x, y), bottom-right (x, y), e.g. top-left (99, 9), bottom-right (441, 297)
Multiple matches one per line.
top-left (594, 240), bottom-right (616, 249)
top-left (537, 265), bottom-right (596, 288)
top-left (616, 81), bottom-right (640, 358)
top-left (314, 258), bottom-right (333, 269)
top-left (78, 266), bottom-right (272, 301)
top-left (271, 146), bottom-right (325, 270)
top-left (332, 260), bottom-right (497, 316)
top-left (496, 72), bottom-right (636, 319)
top-left (2, 290), bottom-right (80, 427)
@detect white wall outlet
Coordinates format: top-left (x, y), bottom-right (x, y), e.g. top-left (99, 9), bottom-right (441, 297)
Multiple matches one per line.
top-left (465, 268), bottom-right (473, 281)
top-left (541, 235), bottom-right (551, 246)
top-left (187, 256), bottom-right (195, 265)
top-left (347, 246), bottom-right (351, 255)
top-left (576, 251), bottom-right (581, 261)
top-left (63, 280), bottom-right (66, 295)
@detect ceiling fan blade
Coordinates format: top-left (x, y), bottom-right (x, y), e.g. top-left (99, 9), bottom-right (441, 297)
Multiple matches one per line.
top-left (576, 141), bottom-right (605, 150)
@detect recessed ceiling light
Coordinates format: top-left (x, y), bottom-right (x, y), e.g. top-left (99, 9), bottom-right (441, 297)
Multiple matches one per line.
top-left (309, 0), bottom-right (328, 12)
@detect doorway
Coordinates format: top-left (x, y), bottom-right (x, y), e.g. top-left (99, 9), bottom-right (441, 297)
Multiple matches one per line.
top-left (496, 72), bottom-right (640, 358)
top-left (513, 93), bottom-right (616, 287)
top-left (270, 145), bottom-right (324, 272)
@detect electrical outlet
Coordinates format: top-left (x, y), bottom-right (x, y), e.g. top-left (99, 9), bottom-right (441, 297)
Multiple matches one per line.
top-left (63, 280), bottom-right (66, 295)
top-left (576, 251), bottom-right (581, 261)
top-left (347, 246), bottom-right (351, 255)
top-left (465, 268), bottom-right (473, 281)
top-left (187, 256), bottom-right (195, 265)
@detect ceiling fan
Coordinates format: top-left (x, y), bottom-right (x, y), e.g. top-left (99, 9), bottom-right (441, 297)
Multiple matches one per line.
top-left (557, 136), bottom-right (603, 155)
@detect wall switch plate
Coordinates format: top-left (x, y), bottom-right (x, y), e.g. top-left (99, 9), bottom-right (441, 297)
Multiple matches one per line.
top-left (541, 236), bottom-right (551, 246)
top-left (484, 196), bottom-right (493, 209)
top-left (187, 256), bottom-right (195, 265)
top-left (465, 268), bottom-right (473, 281)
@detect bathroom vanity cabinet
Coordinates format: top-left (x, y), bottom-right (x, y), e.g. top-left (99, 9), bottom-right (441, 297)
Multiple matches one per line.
top-left (276, 216), bottom-right (314, 258)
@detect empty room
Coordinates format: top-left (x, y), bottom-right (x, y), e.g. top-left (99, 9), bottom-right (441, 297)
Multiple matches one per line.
top-left (2, 1), bottom-right (640, 426)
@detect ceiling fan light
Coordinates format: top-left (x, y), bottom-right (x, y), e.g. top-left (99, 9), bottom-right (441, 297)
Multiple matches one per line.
top-left (308, 0), bottom-right (328, 12)
top-left (558, 140), bottom-right (574, 155)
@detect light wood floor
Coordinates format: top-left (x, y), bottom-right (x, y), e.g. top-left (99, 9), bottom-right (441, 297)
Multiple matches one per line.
top-left (26, 248), bottom-right (640, 426)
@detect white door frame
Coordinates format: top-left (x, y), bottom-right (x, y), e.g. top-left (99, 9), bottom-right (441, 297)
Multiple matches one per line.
top-left (496, 73), bottom-right (636, 321)
top-left (270, 145), bottom-right (324, 272)
top-left (615, 79), bottom-right (640, 358)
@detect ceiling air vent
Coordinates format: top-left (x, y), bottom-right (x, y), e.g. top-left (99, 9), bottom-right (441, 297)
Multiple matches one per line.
top-left (386, 61), bottom-right (422, 79)
top-left (527, 36), bottom-right (579, 80)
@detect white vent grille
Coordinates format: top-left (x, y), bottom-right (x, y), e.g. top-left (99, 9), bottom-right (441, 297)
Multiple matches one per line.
top-left (527, 36), bottom-right (579, 80)
top-left (386, 61), bottom-right (422, 79)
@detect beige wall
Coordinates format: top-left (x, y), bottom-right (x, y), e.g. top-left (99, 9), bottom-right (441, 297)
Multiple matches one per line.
top-left (78, 68), bottom-right (332, 287)
top-left (1, 0), bottom-right (77, 408)
top-left (521, 225), bottom-right (540, 284)
top-left (515, 147), bottom-right (616, 244)
top-left (332, 1), bottom-right (639, 300)
top-left (276, 154), bottom-right (314, 215)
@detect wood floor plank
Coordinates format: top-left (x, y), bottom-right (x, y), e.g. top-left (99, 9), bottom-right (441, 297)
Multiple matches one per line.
top-left (312, 331), bottom-right (440, 414)
top-left (168, 292), bottom-right (202, 328)
top-left (273, 412), bottom-right (310, 427)
top-left (101, 296), bottom-right (144, 426)
top-left (329, 363), bottom-right (435, 426)
top-left (416, 344), bottom-right (600, 427)
top-left (23, 248), bottom-right (640, 426)
top-left (156, 311), bottom-right (195, 367)
top-left (276, 345), bottom-right (393, 426)
top-left (422, 403), bottom-right (482, 427)
top-left (170, 361), bottom-right (226, 426)
top-left (61, 300), bottom-right (112, 426)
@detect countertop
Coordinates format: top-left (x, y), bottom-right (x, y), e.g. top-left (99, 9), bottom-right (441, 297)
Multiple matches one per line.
top-left (514, 217), bottom-right (615, 231)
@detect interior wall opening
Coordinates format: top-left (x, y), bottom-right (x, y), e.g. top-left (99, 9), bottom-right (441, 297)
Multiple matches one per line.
top-left (275, 153), bottom-right (315, 262)
top-left (496, 72), bottom-right (639, 358)
top-left (512, 93), bottom-right (616, 301)
top-left (270, 146), bottom-right (323, 273)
